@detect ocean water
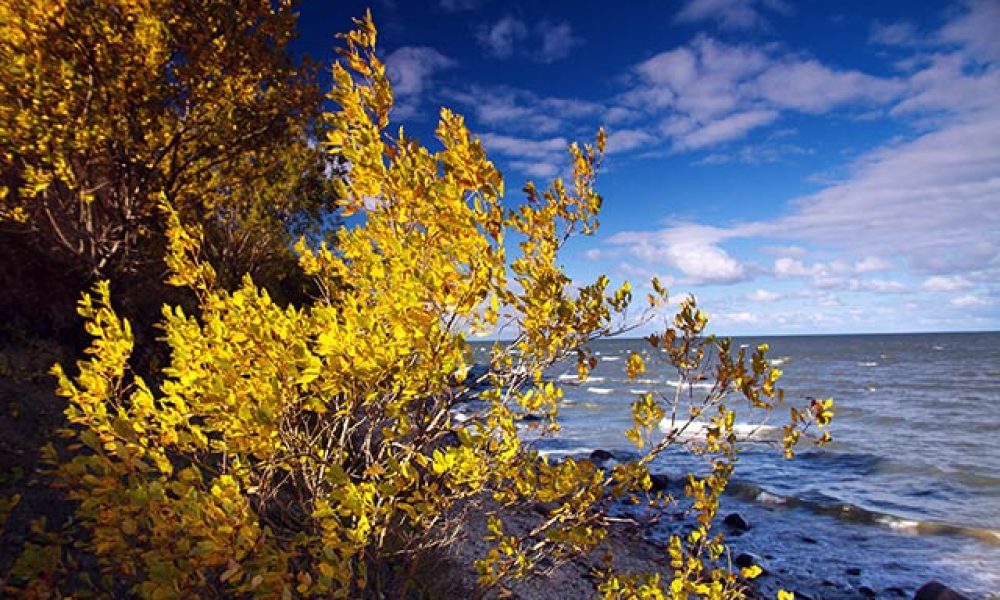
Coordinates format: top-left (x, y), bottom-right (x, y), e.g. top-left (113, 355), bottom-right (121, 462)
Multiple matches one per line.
top-left (468, 332), bottom-right (1000, 597)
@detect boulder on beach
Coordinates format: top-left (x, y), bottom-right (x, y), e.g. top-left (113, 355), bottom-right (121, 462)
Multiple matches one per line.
top-left (913, 581), bottom-right (971, 600)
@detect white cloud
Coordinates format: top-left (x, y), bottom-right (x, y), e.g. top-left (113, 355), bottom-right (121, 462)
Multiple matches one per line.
top-left (605, 129), bottom-right (657, 153)
top-left (854, 256), bottom-right (893, 273)
top-left (478, 133), bottom-right (569, 179)
top-left (940, 0), bottom-right (1000, 62)
top-left (870, 21), bottom-right (921, 48)
top-left (385, 47), bottom-right (455, 120)
top-left (615, 36), bottom-right (903, 152)
top-left (606, 226), bottom-right (749, 285)
top-left (951, 294), bottom-right (992, 308)
top-left (675, 0), bottom-right (790, 31)
top-left (922, 275), bottom-right (974, 292)
top-left (537, 22), bottom-right (581, 63)
top-left (747, 289), bottom-right (781, 302)
top-left (477, 18), bottom-right (581, 63)
top-left (675, 110), bottom-right (778, 150)
top-left (447, 86), bottom-right (602, 135)
top-left (477, 17), bottom-right (528, 59)
top-left (755, 59), bottom-right (903, 113)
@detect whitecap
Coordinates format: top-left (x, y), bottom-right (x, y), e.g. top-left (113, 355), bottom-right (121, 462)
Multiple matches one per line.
top-left (658, 419), bottom-right (780, 440)
top-left (769, 357), bottom-right (789, 366)
top-left (858, 361), bottom-right (878, 367)
top-left (629, 389), bottom-right (649, 395)
top-left (587, 387), bottom-right (614, 395)
top-left (664, 380), bottom-right (715, 390)
top-left (600, 356), bottom-right (622, 362)
top-left (876, 516), bottom-right (920, 532)
top-left (757, 491), bottom-right (787, 505)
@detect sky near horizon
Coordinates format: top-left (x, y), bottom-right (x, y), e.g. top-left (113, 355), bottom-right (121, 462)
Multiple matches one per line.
top-left (293, 0), bottom-right (1000, 336)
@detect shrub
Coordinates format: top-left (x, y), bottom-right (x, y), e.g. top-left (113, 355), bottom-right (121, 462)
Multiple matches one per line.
top-left (3, 11), bottom-right (832, 599)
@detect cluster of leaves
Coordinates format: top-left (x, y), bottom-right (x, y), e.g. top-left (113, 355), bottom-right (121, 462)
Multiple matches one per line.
top-left (2, 10), bottom-right (833, 600)
top-left (0, 0), bottom-right (339, 337)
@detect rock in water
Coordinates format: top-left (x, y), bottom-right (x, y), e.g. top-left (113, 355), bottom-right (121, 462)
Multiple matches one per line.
top-left (649, 473), bottom-right (670, 492)
top-left (733, 553), bottom-right (767, 575)
top-left (913, 581), bottom-right (971, 600)
top-left (723, 512), bottom-right (750, 531)
top-left (589, 449), bottom-right (613, 463)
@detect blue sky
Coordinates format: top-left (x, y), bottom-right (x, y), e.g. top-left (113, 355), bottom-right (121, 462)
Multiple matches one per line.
top-left (293, 0), bottom-right (1000, 335)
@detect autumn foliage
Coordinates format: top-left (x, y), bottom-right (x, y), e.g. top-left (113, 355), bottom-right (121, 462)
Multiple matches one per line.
top-left (1, 9), bottom-right (832, 600)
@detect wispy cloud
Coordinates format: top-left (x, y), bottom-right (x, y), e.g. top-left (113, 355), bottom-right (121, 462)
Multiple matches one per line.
top-left (674, 0), bottom-right (791, 31)
top-left (385, 46), bottom-right (455, 120)
top-left (477, 17), bottom-right (582, 63)
top-left (614, 36), bottom-right (903, 153)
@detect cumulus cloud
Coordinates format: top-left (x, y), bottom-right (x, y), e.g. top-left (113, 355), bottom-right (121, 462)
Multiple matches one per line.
top-left (606, 225), bottom-right (749, 285)
top-left (674, 0), bottom-right (791, 31)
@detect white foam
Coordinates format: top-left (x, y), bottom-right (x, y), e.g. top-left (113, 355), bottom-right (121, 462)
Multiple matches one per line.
top-left (858, 361), bottom-right (878, 367)
top-left (587, 387), bottom-right (614, 395)
top-left (536, 447), bottom-right (596, 458)
top-left (876, 516), bottom-right (920, 532)
top-left (664, 380), bottom-right (715, 390)
top-left (757, 491), bottom-right (787, 505)
top-left (557, 374), bottom-right (605, 383)
top-left (629, 389), bottom-right (649, 395)
top-left (600, 356), bottom-right (622, 362)
top-left (769, 357), bottom-right (789, 366)
top-left (658, 418), bottom-right (780, 440)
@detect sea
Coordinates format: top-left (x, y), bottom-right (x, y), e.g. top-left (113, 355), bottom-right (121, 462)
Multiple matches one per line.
top-left (467, 332), bottom-right (1000, 598)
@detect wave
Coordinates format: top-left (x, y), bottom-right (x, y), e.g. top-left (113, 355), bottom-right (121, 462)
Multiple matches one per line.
top-left (587, 387), bottom-right (614, 395)
top-left (557, 373), bottom-right (606, 383)
top-left (657, 418), bottom-right (781, 440)
top-left (664, 380), bottom-right (716, 390)
top-left (858, 361), bottom-right (879, 367)
top-left (600, 356), bottom-right (622, 362)
top-left (725, 480), bottom-right (1000, 546)
top-left (769, 357), bottom-right (790, 366)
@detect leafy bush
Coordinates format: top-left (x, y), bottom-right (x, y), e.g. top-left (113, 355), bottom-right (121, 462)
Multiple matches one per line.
top-left (2, 11), bottom-right (832, 599)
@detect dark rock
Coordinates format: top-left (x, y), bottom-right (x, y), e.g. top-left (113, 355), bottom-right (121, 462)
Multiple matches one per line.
top-left (521, 413), bottom-right (544, 422)
top-left (859, 585), bottom-right (876, 598)
top-left (845, 567), bottom-right (862, 577)
top-left (589, 449), bottom-right (614, 463)
top-left (532, 501), bottom-right (559, 516)
top-left (913, 581), bottom-right (971, 600)
top-left (734, 553), bottom-right (767, 575)
top-left (723, 512), bottom-right (750, 531)
top-left (649, 473), bottom-right (670, 492)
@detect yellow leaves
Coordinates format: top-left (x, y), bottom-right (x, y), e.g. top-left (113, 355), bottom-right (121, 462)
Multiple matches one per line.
top-left (778, 590), bottom-right (795, 600)
top-left (626, 352), bottom-right (645, 379)
top-left (740, 564), bottom-right (763, 579)
top-left (810, 397), bottom-right (835, 427)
